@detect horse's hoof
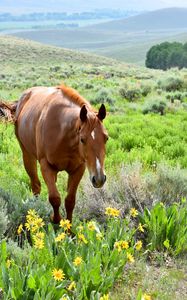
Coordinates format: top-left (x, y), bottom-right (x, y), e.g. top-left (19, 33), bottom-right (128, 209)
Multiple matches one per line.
top-left (50, 214), bottom-right (62, 224)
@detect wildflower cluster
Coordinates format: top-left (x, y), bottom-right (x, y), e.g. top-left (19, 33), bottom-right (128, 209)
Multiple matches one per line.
top-left (105, 207), bottom-right (120, 217)
top-left (25, 209), bottom-right (44, 233)
top-left (55, 232), bottom-right (66, 242)
top-left (114, 240), bottom-right (129, 252)
top-left (33, 231), bottom-right (45, 249)
top-left (7, 207), bottom-right (145, 299)
top-left (60, 219), bottom-right (71, 231)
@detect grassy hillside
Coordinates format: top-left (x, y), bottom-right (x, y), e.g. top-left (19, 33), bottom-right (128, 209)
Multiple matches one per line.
top-left (0, 36), bottom-right (187, 300)
top-left (9, 7), bottom-right (187, 64)
top-left (89, 7), bottom-right (187, 31)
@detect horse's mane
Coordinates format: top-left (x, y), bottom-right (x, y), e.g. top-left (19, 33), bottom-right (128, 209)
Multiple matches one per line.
top-left (57, 84), bottom-right (91, 109)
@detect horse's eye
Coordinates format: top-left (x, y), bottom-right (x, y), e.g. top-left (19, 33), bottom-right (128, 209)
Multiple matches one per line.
top-left (104, 135), bottom-right (109, 143)
top-left (80, 137), bottom-right (85, 144)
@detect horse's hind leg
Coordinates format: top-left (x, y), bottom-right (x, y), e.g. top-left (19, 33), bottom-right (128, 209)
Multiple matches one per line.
top-left (22, 149), bottom-right (41, 195)
top-left (40, 158), bottom-right (61, 224)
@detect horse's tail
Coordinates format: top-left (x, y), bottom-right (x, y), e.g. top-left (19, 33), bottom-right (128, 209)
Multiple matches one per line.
top-left (0, 100), bottom-right (18, 123)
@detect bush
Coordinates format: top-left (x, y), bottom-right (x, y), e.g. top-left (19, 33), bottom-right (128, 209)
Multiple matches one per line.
top-left (148, 164), bottom-right (187, 204)
top-left (0, 197), bottom-right (9, 239)
top-left (158, 77), bottom-right (184, 92)
top-left (142, 98), bottom-right (166, 115)
top-left (91, 88), bottom-right (115, 105)
top-left (140, 83), bottom-right (152, 97)
top-left (119, 83), bottom-right (141, 102)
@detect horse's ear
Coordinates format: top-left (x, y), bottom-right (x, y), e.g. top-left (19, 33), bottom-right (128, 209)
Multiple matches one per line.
top-left (97, 104), bottom-right (106, 121)
top-left (80, 105), bottom-right (87, 122)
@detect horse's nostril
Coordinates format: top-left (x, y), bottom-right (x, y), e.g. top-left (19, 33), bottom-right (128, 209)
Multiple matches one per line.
top-left (104, 175), bottom-right (106, 183)
top-left (92, 176), bottom-right (96, 185)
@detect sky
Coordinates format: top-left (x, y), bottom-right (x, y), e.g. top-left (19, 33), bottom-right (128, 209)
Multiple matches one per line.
top-left (1, 0), bottom-right (187, 14)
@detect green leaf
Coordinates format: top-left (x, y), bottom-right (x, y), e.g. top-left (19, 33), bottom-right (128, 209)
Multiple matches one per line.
top-left (1, 240), bottom-right (7, 261)
top-left (27, 275), bottom-right (36, 290)
top-left (163, 239), bottom-right (170, 249)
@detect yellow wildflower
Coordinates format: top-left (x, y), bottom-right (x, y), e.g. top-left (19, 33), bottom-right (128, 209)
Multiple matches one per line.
top-left (96, 233), bottom-right (103, 240)
top-left (121, 241), bottom-right (129, 249)
top-left (67, 281), bottom-right (76, 291)
top-left (52, 268), bottom-right (65, 281)
top-left (25, 210), bottom-right (44, 233)
top-left (127, 253), bottom-right (135, 263)
top-left (73, 256), bottom-right (83, 266)
top-left (114, 241), bottom-right (122, 252)
top-left (27, 209), bottom-right (37, 218)
top-left (33, 218), bottom-right (45, 231)
top-left (60, 297), bottom-right (68, 300)
top-left (138, 223), bottom-right (144, 233)
top-left (114, 240), bottom-right (129, 252)
top-left (17, 224), bottom-right (23, 235)
top-left (33, 238), bottom-right (44, 249)
top-left (55, 232), bottom-right (66, 242)
top-left (130, 208), bottom-right (138, 217)
top-left (135, 240), bottom-right (143, 251)
top-left (60, 219), bottom-right (71, 231)
top-left (142, 293), bottom-right (152, 300)
top-left (100, 294), bottom-right (109, 300)
top-left (78, 233), bottom-right (88, 244)
top-left (87, 221), bottom-right (96, 231)
top-left (34, 231), bottom-right (45, 240)
top-left (105, 207), bottom-right (120, 217)
top-left (6, 259), bottom-right (11, 268)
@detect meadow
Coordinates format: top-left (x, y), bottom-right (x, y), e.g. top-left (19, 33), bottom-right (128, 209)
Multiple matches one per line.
top-left (0, 36), bottom-right (187, 299)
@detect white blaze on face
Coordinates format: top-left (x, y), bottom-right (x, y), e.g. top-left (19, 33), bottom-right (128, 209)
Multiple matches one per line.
top-left (96, 157), bottom-right (101, 179)
top-left (91, 130), bottom-right (95, 140)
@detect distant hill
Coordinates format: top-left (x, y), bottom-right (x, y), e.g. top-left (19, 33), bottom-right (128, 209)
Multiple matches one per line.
top-left (89, 7), bottom-right (187, 31)
top-left (7, 7), bottom-right (187, 65)
top-left (0, 35), bottom-right (117, 67)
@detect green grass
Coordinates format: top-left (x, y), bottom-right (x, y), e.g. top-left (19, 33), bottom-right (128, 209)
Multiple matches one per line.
top-left (0, 35), bottom-right (187, 300)
top-left (111, 258), bottom-right (187, 299)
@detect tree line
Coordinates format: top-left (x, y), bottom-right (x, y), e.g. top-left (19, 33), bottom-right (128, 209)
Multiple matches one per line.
top-left (145, 42), bottom-right (187, 70)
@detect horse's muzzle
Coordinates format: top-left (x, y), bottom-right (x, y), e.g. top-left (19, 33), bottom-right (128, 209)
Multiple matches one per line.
top-left (91, 174), bottom-right (106, 188)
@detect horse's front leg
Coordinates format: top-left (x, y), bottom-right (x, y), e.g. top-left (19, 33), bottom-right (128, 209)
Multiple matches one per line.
top-left (40, 158), bottom-right (61, 224)
top-left (65, 164), bottom-right (85, 223)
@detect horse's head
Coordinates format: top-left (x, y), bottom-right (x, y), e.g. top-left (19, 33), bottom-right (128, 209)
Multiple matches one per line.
top-left (78, 104), bottom-right (108, 188)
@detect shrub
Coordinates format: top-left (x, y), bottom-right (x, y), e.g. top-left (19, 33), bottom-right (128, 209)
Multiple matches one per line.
top-left (119, 83), bottom-right (141, 102)
top-left (140, 83), bottom-right (152, 97)
top-left (91, 88), bottom-right (115, 105)
top-left (142, 98), bottom-right (166, 115)
top-left (0, 197), bottom-right (8, 239)
top-left (158, 77), bottom-right (184, 92)
top-left (147, 164), bottom-right (187, 204)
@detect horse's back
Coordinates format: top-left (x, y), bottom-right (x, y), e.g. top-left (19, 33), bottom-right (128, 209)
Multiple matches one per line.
top-left (15, 86), bottom-right (80, 165)
top-left (15, 87), bottom-right (62, 156)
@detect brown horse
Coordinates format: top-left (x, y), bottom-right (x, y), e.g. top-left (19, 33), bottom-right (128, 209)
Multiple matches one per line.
top-left (0, 84), bottom-right (108, 223)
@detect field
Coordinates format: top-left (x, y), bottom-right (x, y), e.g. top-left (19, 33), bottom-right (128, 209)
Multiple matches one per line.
top-left (0, 36), bottom-right (187, 299)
